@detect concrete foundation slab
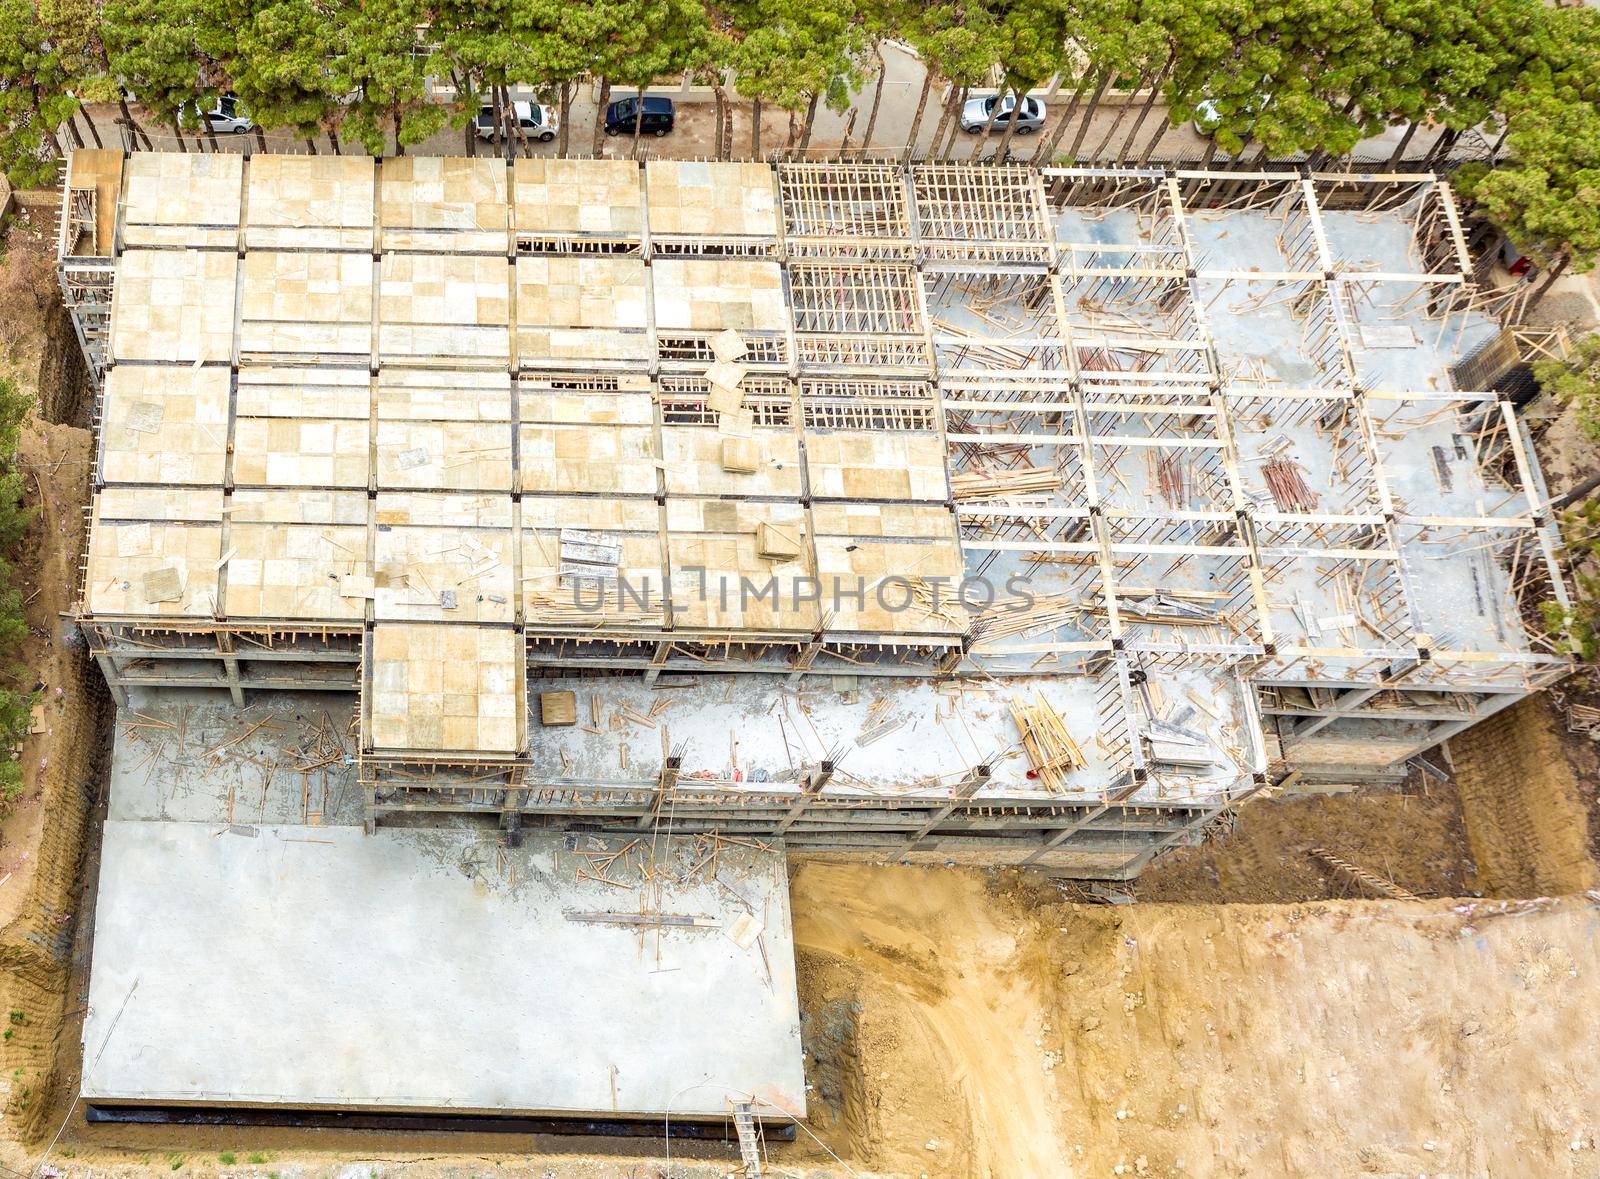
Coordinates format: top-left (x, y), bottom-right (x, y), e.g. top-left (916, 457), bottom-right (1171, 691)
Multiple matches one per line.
top-left (83, 820), bottom-right (805, 1120)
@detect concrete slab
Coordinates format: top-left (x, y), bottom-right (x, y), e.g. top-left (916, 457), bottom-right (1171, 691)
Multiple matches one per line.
top-left (83, 821), bottom-right (805, 1120)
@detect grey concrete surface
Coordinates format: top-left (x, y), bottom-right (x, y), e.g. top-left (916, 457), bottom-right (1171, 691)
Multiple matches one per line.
top-left (83, 819), bottom-right (805, 1119)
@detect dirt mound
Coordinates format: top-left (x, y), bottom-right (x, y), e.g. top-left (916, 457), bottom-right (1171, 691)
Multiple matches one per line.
top-left (786, 863), bottom-right (1600, 1179)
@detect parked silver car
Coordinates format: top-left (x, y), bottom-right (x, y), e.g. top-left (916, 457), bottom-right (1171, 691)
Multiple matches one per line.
top-left (474, 100), bottom-right (558, 143)
top-left (961, 94), bottom-right (1046, 135)
top-left (193, 96), bottom-right (253, 134)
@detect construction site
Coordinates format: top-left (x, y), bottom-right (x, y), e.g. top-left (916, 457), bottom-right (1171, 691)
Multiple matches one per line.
top-left (46, 148), bottom-right (1574, 1139)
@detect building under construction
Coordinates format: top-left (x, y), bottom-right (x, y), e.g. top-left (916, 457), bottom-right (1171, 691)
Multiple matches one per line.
top-left (55, 148), bottom-right (1570, 1129)
top-left (56, 149), bottom-right (1571, 877)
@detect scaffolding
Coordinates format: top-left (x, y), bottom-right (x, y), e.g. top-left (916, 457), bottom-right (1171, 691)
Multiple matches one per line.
top-left (60, 152), bottom-right (1569, 877)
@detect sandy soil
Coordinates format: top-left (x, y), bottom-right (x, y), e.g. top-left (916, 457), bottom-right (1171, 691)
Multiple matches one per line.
top-left (1137, 771), bottom-right (1477, 903)
top-left (787, 864), bottom-right (1600, 1179)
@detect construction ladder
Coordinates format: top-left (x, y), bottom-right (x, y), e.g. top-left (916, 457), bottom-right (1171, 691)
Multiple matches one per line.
top-left (731, 1101), bottom-right (763, 1177)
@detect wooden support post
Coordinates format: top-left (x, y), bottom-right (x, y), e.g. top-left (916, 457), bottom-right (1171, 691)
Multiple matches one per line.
top-left (215, 629), bottom-right (245, 707)
top-left (644, 639), bottom-right (671, 685)
top-left (774, 760), bottom-right (834, 835)
top-left (635, 755), bottom-right (682, 830)
top-left (894, 764), bottom-right (990, 860)
top-left (787, 629), bottom-right (825, 686)
top-left (500, 766), bottom-right (527, 846)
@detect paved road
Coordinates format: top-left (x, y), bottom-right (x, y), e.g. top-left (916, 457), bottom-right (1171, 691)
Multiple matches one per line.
top-left (73, 43), bottom-right (1452, 166)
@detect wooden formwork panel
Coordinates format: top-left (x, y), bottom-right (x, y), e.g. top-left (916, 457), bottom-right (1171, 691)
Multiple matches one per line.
top-left (521, 496), bottom-right (667, 626)
top-left (378, 369), bottom-right (512, 423)
top-left (803, 431), bottom-right (950, 502)
top-left (661, 425), bottom-right (802, 498)
top-left (239, 251), bottom-right (373, 359)
top-left (367, 623), bottom-right (525, 754)
top-left (378, 157), bottom-right (508, 252)
top-left (223, 521), bottom-right (369, 621)
top-left (121, 154), bottom-right (243, 247)
top-left (84, 519), bottom-right (222, 618)
top-left (110, 250), bottom-right (238, 363)
top-left (652, 259), bottom-right (788, 333)
top-left (236, 367), bottom-right (372, 420)
top-left (513, 158), bottom-right (643, 238)
top-left (99, 366), bottom-right (229, 486)
top-left (374, 419), bottom-right (514, 492)
top-left (663, 498), bottom-right (815, 632)
top-left (244, 155), bottom-right (376, 250)
top-left (232, 417), bottom-right (370, 488)
top-left (377, 254), bottom-right (510, 362)
top-left (645, 161), bottom-right (778, 238)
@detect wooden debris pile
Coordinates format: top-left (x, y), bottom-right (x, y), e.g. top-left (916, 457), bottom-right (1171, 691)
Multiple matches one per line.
top-left (1262, 456), bottom-right (1318, 512)
top-left (1009, 692), bottom-right (1088, 791)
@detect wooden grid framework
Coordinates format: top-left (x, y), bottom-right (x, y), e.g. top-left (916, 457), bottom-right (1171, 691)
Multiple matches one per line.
top-left (61, 153), bottom-right (1571, 849)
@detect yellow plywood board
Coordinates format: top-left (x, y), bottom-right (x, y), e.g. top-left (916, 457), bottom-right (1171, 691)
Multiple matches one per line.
top-left (239, 251), bottom-right (373, 358)
top-left (236, 367), bottom-right (372, 420)
top-left (803, 432), bottom-right (951, 502)
top-left (95, 486), bottom-right (224, 523)
top-left (521, 496), bottom-right (666, 624)
top-left (368, 623), bottom-right (524, 754)
top-left (110, 249), bottom-right (239, 363)
top-left (64, 149), bottom-right (122, 256)
top-left (244, 155), bottom-right (376, 250)
top-left (84, 520), bottom-right (222, 617)
top-left (518, 422), bottom-right (658, 495)
top-left (379, 157), bottom-right (508, 252)
top-left (99, 366), bottom-right (229, 486)
top-left (230, 488), bottom-right (368, 525)
top-left (812, 501), bottom-right (965, 634)
top-left (518, 381), bottom-right (653, 425)
top-left (652, 260), bottom-right (788, 333)
top-left (663, 498), bottom-right (816, 631)
top-left (378, 370), bottom-right (512, 423)
top-left (513, 158), bottom-right (643, 237)
top-left (373, 523), bottom-right (516, 623)
top-left (223, 522), bottom-right (368, 620)
top-left (661, 427), bottom-right (801, 497)
top-left (375, 419), bottom-right (514, 491)
top-left (121, 153), bottom-right (242, 247)
top-left (375, 491), bottom-right (514, 530)
top-left (378, 253), bottom-right (509, 362)
top-left (233, 417), bottom-right (370, 488)
top-left (646, 161), bottom-right (778, 238)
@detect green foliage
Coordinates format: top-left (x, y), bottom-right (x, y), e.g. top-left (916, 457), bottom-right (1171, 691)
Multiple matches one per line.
top-left (218, 1152), bottom-right (237, 1165)
top-left (0, 376), bottom-right (35, 811)
top-left (1454, 8), bottom-right (1600, 274)
top-left (0, 0), bottom-right (80, 185)
top-left (1535, 334), bottom-right (1600, 442)
top-left (1551, 499), bottom-right (1600, 659)
top-left (725, 0), bottom-right (867, 119)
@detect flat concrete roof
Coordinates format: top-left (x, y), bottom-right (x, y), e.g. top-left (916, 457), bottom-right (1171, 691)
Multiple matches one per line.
top-left (83, 817), bottom-right (805, 1119)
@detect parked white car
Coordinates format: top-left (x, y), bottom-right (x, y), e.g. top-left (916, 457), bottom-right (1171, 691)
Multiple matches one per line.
top-left (961, 94), bottom-right (1046, 135)
top-left (193, 96), bottom-right (253, 134)
top-left (474, 101), bottom-right (558, 143)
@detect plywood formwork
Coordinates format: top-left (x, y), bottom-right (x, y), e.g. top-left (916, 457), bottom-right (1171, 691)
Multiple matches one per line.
top-left (378, 157), bottom-right (508, 253)
top-left (239, 251), bottom-right (374, 362)
top-left (109, 250), bottom-right (238, 363)
top-left (120, 153), bottom-right (243, 248)
top-left (366, 623), bottom-right (525, 754)
top-left (513, 255), bottom-right (650, 365)
top-left (98, 365), bottom-right (230, 486)
top-left (244, 155), bottom-right (376, 251)
top-left (645, 160), bottom-right (779, 251)
top-left (63, 154), bottom-right (1572, 864)
top-left (512, 158), bottom-right (643, 251)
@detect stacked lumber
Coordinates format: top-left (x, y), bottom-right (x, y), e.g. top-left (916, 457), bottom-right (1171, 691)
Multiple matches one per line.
top-left (1262, 456), bottom-right (1318, 512)
top-left (1009, 692), bottom-right (1088, 792)
top-left (951, 466), bottom-right (1063, 501)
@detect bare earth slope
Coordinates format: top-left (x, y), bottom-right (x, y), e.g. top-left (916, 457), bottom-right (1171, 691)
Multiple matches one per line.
top-left (790, 863), bottom-right (1600, 1179)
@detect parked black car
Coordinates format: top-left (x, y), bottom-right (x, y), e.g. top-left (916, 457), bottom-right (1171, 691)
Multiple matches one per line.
top-left (605, 96), bottom-right (675, 137)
